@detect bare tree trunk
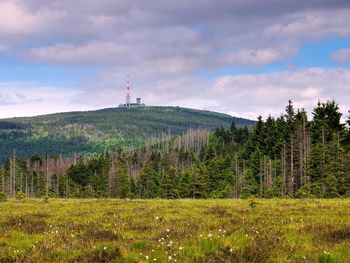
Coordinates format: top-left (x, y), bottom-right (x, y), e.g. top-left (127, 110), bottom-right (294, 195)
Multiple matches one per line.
top-left (322, 126), bottom-right (325, 145)
top-left (268, 158), bottom-right (273, 188)
top-left (1, 166), bottom-right (4, 193)
top-left (46, 155), bottom-right (49, 197)
top-left (282, 143), bottom-right (286, 198)
top-left (242, 159), bottom-right (246, 195)
top-left (20, 171), bottom-right (23, 193)
top-left (13, 151), bottom-right (16, 197)
top-left (260, 159), bottom-right (263, 198)
top-left (290, 137), bottom-right (294, 195)
top-left (302, 117), bottom-right (308, 186)
top-left (10, 158), bottom-right (13, 197)
top-left (235, 153), bottom-right (239, 198)
top-left (299, 127), bottom-right (303, 188)
top-left (25, 170), bottom-right (28, 198)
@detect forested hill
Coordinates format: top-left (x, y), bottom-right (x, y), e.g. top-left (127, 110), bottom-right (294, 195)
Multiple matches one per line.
top-left (0, 106), bottom-right (254, 162)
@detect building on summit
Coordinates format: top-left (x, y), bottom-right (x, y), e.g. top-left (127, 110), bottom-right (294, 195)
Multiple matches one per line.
top-left (119, 77), bottom-right (145, 108)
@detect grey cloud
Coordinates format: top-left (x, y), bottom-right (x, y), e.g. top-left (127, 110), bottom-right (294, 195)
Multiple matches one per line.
top-left (1, 0), bottom-right (349, 70)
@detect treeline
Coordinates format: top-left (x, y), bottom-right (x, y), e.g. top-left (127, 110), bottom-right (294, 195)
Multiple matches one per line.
top-left (1, 100), bottom-right (350, 198)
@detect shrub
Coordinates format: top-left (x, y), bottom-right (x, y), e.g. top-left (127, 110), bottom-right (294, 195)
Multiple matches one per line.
top-left (16, 191), bottom-right (25, 200)
top-left (248, 198), bottom-right (260, 209)
top-left (295, 184), bottom-right (314, 198)
top-left (42, 196), bottom-right (49, 203)
top-left (126, 192), bottom-right (136, 199)
top-left (0, 192), bottom-right (7, 202)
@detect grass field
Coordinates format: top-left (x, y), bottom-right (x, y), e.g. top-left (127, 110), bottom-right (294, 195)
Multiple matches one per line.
top-left (0, 199), bottom-right (349, 262)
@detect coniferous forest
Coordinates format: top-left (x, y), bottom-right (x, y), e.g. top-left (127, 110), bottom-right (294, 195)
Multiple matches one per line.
top-left (1, 100), bottom-right (350, 199)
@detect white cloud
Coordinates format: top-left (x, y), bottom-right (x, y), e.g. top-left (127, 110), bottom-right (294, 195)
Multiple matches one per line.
top-left (1, 68), bottom-right (350, 121)
top-left (219, 44), bottom-right (297, 67)
top-left (0, 1), bottom-right (64, 37)
top-left (264, 9), bottom-right (350, 39)
top-left (0, 82), bottom-right (90, 118)
top-left (0, 1), bottom-right (39, 35)
top-left (332, 48), bottom-right (350, 63)
top-left (209, 68), bottom-right (350, 120)
top-left (28, 42), bottom-right (128, 65)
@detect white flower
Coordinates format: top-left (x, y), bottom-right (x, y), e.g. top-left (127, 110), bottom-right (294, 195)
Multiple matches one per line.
top-left (103, 247), bottom-right (107, 250)
top-left (145, 256), bottom-right (149, 260)
top-left (168, 256), bottom-right (172, 261)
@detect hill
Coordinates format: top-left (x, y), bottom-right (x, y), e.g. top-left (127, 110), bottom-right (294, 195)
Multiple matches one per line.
top-left (0, 106), bottom-right (254, 162)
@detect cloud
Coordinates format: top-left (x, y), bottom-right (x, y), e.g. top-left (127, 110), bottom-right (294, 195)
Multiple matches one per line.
top-left (28, 42), bottom-right (128, 65)
top-left (1, 68), bottom-right (350, 122)
top-left (220, 46), bottom-right (296, 66)
top-left (1, 1), bottom-right (350, 119)
top-left (264, 9), bottom-right (350, 39)
top-left (0, 82), bottom-right (89, 118)
top-left (0, 1), bottom-right (64, 37)
top-left (1, 0), bottom-right (349, 70)
top-left (75, 69), bottom-right (211, 108)
top-left (209, 68), bottom-right (350, 120)
top-left (332, 48), bottom-right (350, 63)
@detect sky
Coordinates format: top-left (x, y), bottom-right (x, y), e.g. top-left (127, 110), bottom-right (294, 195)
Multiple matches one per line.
top-left (1, 0), bottom-right (350, 120)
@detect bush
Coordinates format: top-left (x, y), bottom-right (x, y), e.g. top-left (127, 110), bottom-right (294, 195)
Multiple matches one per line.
top-left (42, 196), bottom-right (49, 203)
top-left (126, 192), bottom-right (136, 199)
top-left (295, 184), bottom-right (314, 198)
top-left (16, 191), bottom-right (25, 200)
top-left (0, 192), bottom-right (7, 202)
top-left (248, 198), bottom-right (260, 209)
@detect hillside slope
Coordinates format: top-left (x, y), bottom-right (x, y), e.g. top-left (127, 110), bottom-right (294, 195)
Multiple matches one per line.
top-left (0, 106), bottom-right (255, 161)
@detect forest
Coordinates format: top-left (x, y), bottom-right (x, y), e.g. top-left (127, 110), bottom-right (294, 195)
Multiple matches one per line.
top-left (0, 106), bottom-right (253, 162)
top-left (0, 100), bottom-right (350, 199)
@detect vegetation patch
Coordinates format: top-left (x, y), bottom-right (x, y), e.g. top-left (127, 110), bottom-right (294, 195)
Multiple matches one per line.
top-left (82, 228), bottom-right (120, 242)
top-left (0, 199), bottom-right (349, 262)
top-left (3, 213), bottom-right (48, 234)
top-left (73, 246), bottom-right (121, 263)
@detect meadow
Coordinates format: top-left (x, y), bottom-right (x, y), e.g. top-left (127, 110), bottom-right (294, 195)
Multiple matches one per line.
top-left (0, 199), bottom-right (349, 263)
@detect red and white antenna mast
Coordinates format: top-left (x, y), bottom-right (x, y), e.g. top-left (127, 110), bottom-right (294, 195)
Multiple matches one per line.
top-left (126, 75), bottom-right (131, 107)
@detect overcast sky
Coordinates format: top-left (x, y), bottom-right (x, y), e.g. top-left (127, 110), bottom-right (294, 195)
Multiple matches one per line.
top-left (1, 0), bottom-right (350, 120)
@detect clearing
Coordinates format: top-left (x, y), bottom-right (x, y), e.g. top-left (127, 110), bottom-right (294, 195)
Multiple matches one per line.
top-left (0, 199), bottom-right (349, 262)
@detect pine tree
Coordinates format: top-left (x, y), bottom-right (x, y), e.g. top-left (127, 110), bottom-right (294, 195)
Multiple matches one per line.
top-left (190, 162), bottom-right (207, 199)
top-left (115, 156), bottom-right (131, 198)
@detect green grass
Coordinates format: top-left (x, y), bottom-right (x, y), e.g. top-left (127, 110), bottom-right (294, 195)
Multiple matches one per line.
top-left (0, 199), bottom-right (349, 262)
